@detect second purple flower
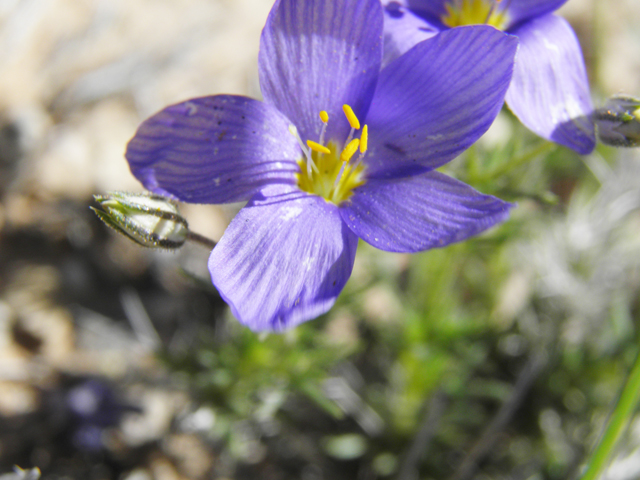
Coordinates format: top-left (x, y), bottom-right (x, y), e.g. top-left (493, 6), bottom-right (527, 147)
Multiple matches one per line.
top-left (383, 0), bottom-right (596, 154)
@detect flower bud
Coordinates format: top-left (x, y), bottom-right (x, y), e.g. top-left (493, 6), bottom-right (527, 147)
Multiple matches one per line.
top-left (595, 95), bottom-right (640, 147)
top-left (92, 191), bottom-right (189, 249)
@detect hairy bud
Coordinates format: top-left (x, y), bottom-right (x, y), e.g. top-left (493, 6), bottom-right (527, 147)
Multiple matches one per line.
top-left (595, 95), bottom-right (640, 147)
top-left (92, 191), bottom-right (189, 249)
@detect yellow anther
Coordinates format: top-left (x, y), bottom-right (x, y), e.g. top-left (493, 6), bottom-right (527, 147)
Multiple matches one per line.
top-left (342, 105), bottom-right (361, 130)
top-left (320, 111), bottom-right (329, 123)
top-left (340, 139), bottom-right (360, 164)
top-left (359, 125), bottom-right (368, 153)
top-left (306, 140), bottom-right (331, 155)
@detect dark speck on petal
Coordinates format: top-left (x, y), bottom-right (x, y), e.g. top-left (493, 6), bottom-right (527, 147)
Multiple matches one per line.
top-left (384, 143), bottom-right (406, 156)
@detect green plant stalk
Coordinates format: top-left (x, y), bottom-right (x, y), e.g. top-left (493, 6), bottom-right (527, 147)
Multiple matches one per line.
top-left (477, 140), bottom-right (556, 182)
top-left (580, 349), bottom-right (640, 480)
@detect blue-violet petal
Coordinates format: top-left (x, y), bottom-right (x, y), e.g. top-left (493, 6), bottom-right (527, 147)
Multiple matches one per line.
top-left (505, 14), bottom-right (595, 154)
top-left (382, 1), bottom-right (440, 66)
top-left (341, 171), bottom-right (512, 253)
top-left (365, 26), bottom-right (518, 179)
top-left (259, 0), bottom-right (383, 144)
top-left (505, 0), bottom-right (569, 27)
top-left (209, 185), bottom-right (358, 332)
top-left (126, 95), bottom-right (299, 204)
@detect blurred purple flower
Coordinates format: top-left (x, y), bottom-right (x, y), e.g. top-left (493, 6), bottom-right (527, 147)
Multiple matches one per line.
top-left (125, 0), bottom-right (517, 331)
top-left (383, 0), bottom-right (596, 154)
top-left (66, 379), bottom-right (140, 451)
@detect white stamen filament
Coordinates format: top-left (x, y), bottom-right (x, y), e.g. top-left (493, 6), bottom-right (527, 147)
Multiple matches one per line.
top-left (351, 153), bottom-right (364, 171)
top-left (289, 125), bottom-right (318, 177)
top-left (345, 127), bottom-right (356, 146)
top-left (332, 162), bottom-right (347, 192)
top-left (319, 122), bottom-right (328, 146)
top-left (340, 152), bottom-right (365, 189)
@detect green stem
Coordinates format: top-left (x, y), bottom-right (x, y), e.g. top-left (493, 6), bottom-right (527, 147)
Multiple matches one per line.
top-left (467, 144), bottom-right (480, 180)
top-left (580, 349), bottom-right (640, 480)
top-left (477, 141), bottom-right (556, 182)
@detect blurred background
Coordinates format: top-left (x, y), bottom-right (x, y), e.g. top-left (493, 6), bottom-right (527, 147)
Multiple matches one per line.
top-left (0, 0), bottom-right (640, 479)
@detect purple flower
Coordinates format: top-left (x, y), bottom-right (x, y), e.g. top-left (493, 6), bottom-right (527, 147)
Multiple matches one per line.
top-left (125, 0), bottom-right (517, 332)
top-left (383, 0), bottom-right (596, 154)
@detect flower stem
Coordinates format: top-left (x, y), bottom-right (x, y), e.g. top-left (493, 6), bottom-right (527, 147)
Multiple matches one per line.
top-left (477, 140), bottom-right (556, 182)
top-left (186, 230), bottom-right (217, 250)
top-left (580, 348), bottom-right (640, 480)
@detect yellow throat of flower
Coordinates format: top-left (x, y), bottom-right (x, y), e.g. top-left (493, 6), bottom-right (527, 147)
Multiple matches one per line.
top-left (441, 0), bottom-right (510, 29)
top-left (292, 105), bottom-right (367, 205)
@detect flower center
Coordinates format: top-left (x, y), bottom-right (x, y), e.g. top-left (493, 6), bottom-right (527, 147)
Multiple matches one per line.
top-left (292, 105), bottom-right (367, 205)
top-left (441, 0), bottom-right (510, 29)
